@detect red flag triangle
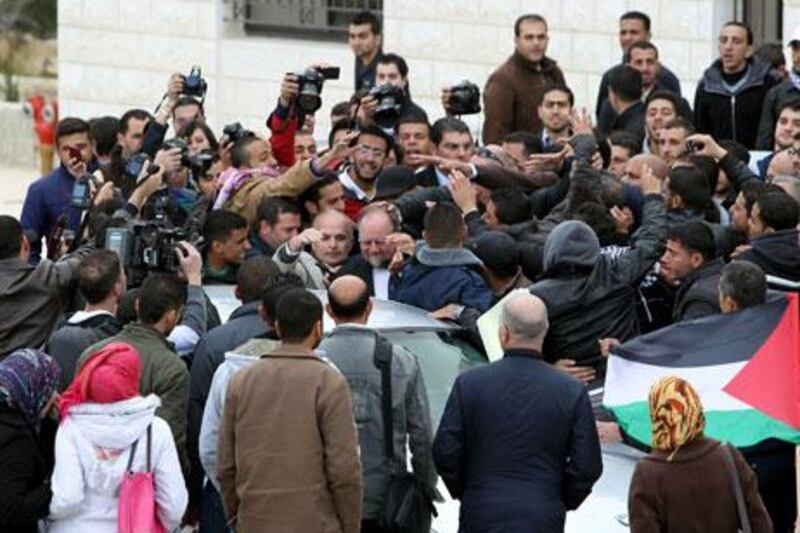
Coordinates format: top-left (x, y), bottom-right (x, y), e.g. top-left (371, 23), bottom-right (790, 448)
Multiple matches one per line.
top-left (724, 294), bottom-right (800, 429)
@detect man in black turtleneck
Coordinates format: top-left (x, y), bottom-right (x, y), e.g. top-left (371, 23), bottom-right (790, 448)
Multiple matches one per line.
top-left (482, 14), bottom-right (565, 145)
top-left (756, 29), bottom-right (800, 149)
top-left (694, 21), bottom-right (780, 149)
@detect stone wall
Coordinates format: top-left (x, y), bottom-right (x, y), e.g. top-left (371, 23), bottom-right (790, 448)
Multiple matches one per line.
top-left (57, 0), bottom-right (792, 146)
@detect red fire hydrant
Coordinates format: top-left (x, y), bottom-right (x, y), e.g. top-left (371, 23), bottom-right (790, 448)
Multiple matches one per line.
top-left (23, 95), bottom-right (59, 175)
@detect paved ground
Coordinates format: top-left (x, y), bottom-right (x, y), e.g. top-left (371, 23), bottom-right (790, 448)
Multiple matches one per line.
top-left (1, 164), bottom-right (38, 218)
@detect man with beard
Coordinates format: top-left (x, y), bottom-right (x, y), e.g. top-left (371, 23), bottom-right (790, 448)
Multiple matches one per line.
top-left (643, 91), bottom-right (681, 156)
top-left (338, 126), bottom-right (393, 220)
top-left (336, 205), bottom-right (398, 299)
top-left (537, 85), bottom-right (573, 149)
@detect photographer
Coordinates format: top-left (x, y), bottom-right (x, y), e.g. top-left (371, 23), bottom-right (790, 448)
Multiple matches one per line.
top-left (358, 53), bottom-right (428, 129)
top-left (21, 117), bottom-right (96, 263)
top-left (141, 72), bottom-right (206, 157)
top-left (0, 215), bottom-right (95, 357)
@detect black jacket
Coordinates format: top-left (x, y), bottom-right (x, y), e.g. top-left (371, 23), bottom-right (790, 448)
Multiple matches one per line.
top-left (596, 62), bottom-right (681, 117)
top-left (756, 77), bottom-right (800, 149)
top-left (530, 194), bottom-right (666, 368)
top-left (0, 407), bottom-right (54, 533)
top-left (599, 100), bottom-right (646, 143)
top-left (45, 312), bottom-right (122, 390)
top-left (738, 229), bottom-right (800, 282)
top-left (336, 254), bottom-right (376, 295)
top-left (673, 258), bottom-right (724, 322)
top-left (694, 58), bottom-right (780, 149)
top-left (187, 301), bottom-right (267, 500)
top-left (433, 349), bottom-right (602, 532)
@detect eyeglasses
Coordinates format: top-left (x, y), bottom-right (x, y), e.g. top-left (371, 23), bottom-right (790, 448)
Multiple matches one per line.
top-left (357, 144), bottom-right (386, 158)
top-left (359, 237), bottom-right (387, 247)
top-left (476, 146), bottom-right (502, 165)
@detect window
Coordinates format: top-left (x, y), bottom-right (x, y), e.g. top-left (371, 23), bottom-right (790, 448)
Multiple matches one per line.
top-left (228, 0), bottom-right (383, 41)
top-left (736, 0), bottom-right (783, 45)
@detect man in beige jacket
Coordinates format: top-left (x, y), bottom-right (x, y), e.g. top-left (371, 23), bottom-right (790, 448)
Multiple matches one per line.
top-left (217, 288), bottom-right (362, 532)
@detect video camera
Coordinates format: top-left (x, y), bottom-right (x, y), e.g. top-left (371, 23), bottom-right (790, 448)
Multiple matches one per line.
top-left (295, 66), bottom-right (340, 114)
top-left (447, 81), bottom-right (481, 115)
top-left (183, 65), bottom-right (207, 99)
top-left (70, 174), bottom-right (96, 210)
top-left (369, 84), bottom-right (406, 129)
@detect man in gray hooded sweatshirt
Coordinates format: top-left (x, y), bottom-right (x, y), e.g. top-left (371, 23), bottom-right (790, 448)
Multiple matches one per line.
top-left (529, 162), bottom-right (666, 384)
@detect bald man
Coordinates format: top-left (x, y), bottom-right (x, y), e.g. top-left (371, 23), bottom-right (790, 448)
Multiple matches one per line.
top-left (622, 154), bottom-right (669, 186)
top-left (273, 211), bottom-right (355, 289)
top-left (319, 276), bottom-right (437, 532)
top-left (433, 292), bottom-right (602, 532)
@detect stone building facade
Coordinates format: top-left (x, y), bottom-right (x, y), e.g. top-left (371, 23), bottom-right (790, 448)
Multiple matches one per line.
top-left (58, 0), bottom-right (798, 143)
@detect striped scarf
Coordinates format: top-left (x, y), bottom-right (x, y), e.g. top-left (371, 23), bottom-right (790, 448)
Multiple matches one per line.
top-left (649, 375), bottom-right (706, 460)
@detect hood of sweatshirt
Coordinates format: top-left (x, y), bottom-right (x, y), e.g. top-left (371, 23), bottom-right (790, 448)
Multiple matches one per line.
top-left (542, 220), bottom-right (600, 273)
top-left (64, 394), bottom-right (160, 450)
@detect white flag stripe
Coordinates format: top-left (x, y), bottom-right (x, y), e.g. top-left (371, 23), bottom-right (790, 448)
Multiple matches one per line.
top-left (603, 355), bottom-right (750, 411)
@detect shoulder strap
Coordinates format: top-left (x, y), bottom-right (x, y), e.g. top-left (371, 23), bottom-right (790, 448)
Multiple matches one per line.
top-left (146, 424), bottom-right (152, 473)
top-left (373, 334), bottom-right (395, 462)
top-left (126, 437), bottom-right (139, 472)
top-left (722, 443), bottom-right (752, 533)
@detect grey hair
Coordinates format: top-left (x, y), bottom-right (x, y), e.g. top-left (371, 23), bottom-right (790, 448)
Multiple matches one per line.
top-left (771, 174), bottom-right (800, 205)
top-left (718, 261), bottom-right (767, 309)
top-left (500, 293), bottom-right (548, 341)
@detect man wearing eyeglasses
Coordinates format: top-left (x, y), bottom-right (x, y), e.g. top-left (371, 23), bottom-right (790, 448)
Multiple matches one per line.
top-left (338, 125), bottom-right (394, 221)
top-left (337, 205), bottom-right (399, 299)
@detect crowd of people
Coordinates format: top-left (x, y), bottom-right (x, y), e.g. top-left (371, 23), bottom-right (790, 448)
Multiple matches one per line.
top-left (0, 7), bottom-right (798, 533)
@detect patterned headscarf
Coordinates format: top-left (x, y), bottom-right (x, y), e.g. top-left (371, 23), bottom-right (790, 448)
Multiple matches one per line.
top-left (59, 342), bottom-right (142, 421)
top-left (649, 375), bottom-right (706, 460)
top-left (0, 349), bottom-right (61, 422)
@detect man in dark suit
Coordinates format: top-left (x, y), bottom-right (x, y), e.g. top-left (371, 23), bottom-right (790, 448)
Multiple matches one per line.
top-left (433, 292), bottom-right (602, 532)
top-left (336, 205), bottom-right (398, 298)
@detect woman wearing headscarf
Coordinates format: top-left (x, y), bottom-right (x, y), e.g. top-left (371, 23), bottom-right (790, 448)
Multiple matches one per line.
top-left (0, 349), bottom-right (61, 533)
top-left (49, 342), bottom-right (187, 532)
top-left (628, 375), bottom-right (773, 533)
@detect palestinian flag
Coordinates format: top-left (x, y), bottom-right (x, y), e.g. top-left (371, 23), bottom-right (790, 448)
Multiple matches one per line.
top-left (604, 293), bottom-right (800, 448)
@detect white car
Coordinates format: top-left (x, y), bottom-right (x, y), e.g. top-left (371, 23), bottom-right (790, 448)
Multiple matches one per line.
top-left (205, 286), bottom-right (641, 532)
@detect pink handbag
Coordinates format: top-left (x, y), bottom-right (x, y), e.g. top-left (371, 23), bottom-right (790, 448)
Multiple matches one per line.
top-left (118, 425), bottom-right (166, 533)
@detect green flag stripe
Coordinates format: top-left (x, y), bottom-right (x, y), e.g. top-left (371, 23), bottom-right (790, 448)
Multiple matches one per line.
top-left (610, 401), bottom-right (800, 448)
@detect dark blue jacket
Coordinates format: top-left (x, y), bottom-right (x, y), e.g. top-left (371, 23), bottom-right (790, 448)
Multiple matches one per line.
top-left (20, 164), bottom-right (82, 262)
top-left (433, 349), bottom-right (602, 532)
top-left (187, 301), bottom-right (267, 502)
top-left (390, 245), bottom-right (495, 313)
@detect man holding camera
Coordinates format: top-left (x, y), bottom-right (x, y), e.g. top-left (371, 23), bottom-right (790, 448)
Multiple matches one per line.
top-left (359, 53), bottom-right (428, 129)
top-left (483, 14), bottom-right (565, 144)
top-left (21, 117), bottom-right (96, 263)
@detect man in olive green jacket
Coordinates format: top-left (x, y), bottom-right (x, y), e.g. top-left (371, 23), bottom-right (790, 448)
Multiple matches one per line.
top-left (78, 271), bottom-right (196, 474)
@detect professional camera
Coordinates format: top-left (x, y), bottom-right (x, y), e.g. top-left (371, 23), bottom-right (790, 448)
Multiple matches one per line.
top-left (221, 122), bottom-right (255, 144)
top-left (447, 81), bottom-right (481, 115)
top-left (162, 138), bottom-right (216, 177)
top-left (295, 66), bottom-right (340, 114)
top-left (183, 65), bottom-right (208, 99)
top-left (369, 84), bottom-right (406, 129)
top-left (105, 222), bottom-right (194, 274)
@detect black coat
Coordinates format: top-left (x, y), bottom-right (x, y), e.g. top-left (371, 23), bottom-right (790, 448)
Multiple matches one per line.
top-left (694, 58), bottom-right (780, 149)
top-left (0, 407), bottom-right (54, 533)
top-left (46, 312), bottom-right (122, 390)
top-left (336, 254), bottom-right (376, 295)
top-left (530, 195), bottom-right (666, 367)
top-left (738, 229), bottom-right (800, 282)
top-left (672, 258), bottom-right (724, 322)
top-left (756, 78), bottom-right (800, 149)
top-left (433, 349), bottom-right (602, 532)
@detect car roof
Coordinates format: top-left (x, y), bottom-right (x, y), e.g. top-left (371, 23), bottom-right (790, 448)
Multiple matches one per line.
top-left (203, 285), bottom-right (456, 333)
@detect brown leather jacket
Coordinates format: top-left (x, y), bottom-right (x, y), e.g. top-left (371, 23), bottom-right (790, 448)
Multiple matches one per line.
top-left (217, 343), bottom-right (362, 532)
top-left (482, 52), bottom-right (565, 144)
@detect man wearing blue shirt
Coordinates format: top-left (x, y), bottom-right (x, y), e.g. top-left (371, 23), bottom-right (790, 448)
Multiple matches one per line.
top-left (20, 117), bottom-right (94, 263)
